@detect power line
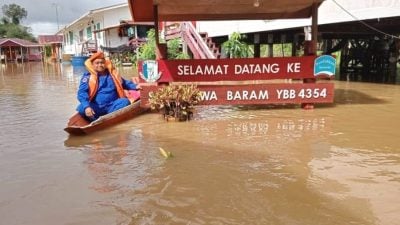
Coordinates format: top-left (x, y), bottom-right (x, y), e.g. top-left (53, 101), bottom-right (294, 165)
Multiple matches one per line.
top-left (331, 0), bottom-right (400, 39)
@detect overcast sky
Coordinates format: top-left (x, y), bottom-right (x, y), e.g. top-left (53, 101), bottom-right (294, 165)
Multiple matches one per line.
top-left (0, 0), bottom-right (126, 36)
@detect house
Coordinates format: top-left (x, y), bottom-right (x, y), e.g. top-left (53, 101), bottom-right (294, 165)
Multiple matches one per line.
top-left (38, 35), bottom-right (63, 61)
top-left (0, 38), bottom-right (42, 62)
top-left (96, 20), bottom-right (153, 54)
top-left (58, 3), bottom-right (154, 59)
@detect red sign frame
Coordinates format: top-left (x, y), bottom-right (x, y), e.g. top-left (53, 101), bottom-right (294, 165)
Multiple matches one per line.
top-left (140, 83), bottom-right (334, 106)
top-left (138, 56), bottom-right (335, 106)
top-left (138, 56), bottom-right (318, 83)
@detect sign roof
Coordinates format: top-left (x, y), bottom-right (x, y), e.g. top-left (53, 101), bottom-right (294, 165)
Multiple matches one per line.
top-left (128, 0), bottom-right (324, 22)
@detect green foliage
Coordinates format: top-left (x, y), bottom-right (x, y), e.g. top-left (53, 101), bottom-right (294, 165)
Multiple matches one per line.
top-left (260, 44), bottom-right (296, 57)
top-left (110, 52), bottom-right (137, 66)
top-left (2, 4), bottom-right (27, 25)
top-left (138, 28), bottom-right (191, 61)
top-left (167, 38), bottom-right (180, 59)
top-left (148, 84), bottom-right (202, 121)
top-left (0, 23), bottom-right (35, 41)
top-left (0, 3), bottom-right (35, 41)
top-left (174, 52), bottom-right (190, 59)
top-left (222, 32), bottom-right (253, 58)
top-left (138, 29), bottom-right (156, 60)
top-left (44, 46), bottom-right (52, 57)
top-left (167, 39), bottom-right (189, 59)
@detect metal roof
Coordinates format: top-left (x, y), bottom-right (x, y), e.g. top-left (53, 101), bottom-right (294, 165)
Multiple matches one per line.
top-left (38, 35), bottom-right (63, 44)
top-left (59, 3), bottom-right (129, 33)
top-left (128, 0), bottom-right (324, 22)
top-left (0, 38), bottom-right (41, 47)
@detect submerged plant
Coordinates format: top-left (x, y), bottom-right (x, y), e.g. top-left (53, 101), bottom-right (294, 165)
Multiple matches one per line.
top-left (148, 84), bottom-right (202, 121)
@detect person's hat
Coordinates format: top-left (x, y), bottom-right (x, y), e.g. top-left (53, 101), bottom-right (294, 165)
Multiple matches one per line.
top-left (88, 51), bottom-right (105, 62)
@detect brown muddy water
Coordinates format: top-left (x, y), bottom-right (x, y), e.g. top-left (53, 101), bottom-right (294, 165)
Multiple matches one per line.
top-left (0, 62), bottom-right (399, 225)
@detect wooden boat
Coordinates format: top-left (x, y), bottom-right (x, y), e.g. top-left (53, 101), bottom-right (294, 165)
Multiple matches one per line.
top-left (64, 100), bottom-right (147, 135)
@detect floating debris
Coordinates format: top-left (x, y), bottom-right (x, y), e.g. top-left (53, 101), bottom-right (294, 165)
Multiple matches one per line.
top-left (159, 147), bottom-right (173, 159)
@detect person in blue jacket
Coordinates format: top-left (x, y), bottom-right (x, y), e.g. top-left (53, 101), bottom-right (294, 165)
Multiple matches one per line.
top-left (76, 51), bottom-right (140, 121)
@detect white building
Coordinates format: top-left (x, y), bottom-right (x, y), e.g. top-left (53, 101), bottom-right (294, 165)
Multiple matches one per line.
top-left (197, 0), bottom-right (400, 37)
top-left (58, 3), bottom-right (152, 57)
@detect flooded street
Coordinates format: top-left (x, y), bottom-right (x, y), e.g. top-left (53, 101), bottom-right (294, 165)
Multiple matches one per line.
top-left (0, 62), bottom-right (399, 225)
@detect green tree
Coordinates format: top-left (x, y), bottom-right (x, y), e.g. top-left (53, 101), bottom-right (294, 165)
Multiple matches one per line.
top-left (0, 3), bottom-right (34, 41)
top-left (167, 38), bottom-right (190, 59)
top-left (2, 4), bottom-right (27, 25)
top-left (0, 23), bottom-right (35, 41)
top-left (138, 29), bottom-right (190, 60)
top-left (138, 29), bottom-right (156, 60)
top-left (222, 32), bottom-right (253, 58)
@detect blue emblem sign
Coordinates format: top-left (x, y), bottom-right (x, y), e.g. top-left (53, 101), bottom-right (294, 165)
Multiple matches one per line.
top-left (314, 55), bottom-right (336, 77)
top-left (140, 60), bottom-right (162, 82)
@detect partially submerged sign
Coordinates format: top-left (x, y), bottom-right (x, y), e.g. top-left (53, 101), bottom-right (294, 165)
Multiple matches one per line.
top-left (139, 55), bottom-right (335, 107)
top-left (131, 0), bottom-right (330, 108)
top-left (141, 83), bottom-right (334, 106)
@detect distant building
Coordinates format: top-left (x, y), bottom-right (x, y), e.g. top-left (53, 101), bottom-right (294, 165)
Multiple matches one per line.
top-left (0, 38), bottom-right (42, 62)
top-left (38, 35), bottom-right (63, 61)
top-left (196, 0), bottom-right (400, 38)
top-left (57, 3), bottom-right (153, 58)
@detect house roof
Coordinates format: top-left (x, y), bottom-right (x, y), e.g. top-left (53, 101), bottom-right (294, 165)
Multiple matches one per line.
top-left (37, 35), bottom-right (63, 44)
top-left (59, 3), bottom-right (129, 33)
top-left (128, 0), bottom-right (324, 22)
top-left (0, 38), bottom-right (41, 47)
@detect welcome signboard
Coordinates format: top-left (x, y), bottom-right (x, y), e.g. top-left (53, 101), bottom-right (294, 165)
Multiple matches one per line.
top-left (141, 83), bottom-right (334, 106)
top-left (139, 56), bottom-right (335, 106)
top-left (139, 56), bottom-right (320, 82)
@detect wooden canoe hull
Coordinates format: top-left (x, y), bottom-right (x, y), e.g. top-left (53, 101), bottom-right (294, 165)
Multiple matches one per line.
top-left (64, 100), bottom-right (146, 135)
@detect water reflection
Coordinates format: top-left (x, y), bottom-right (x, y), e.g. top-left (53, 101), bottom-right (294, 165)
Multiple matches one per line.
top-left (309, 146), bottom-right (400, 225)
top-left (63, 111), bottom-right (379, 225)
top-left (0, 62), bottom-right (399, 225)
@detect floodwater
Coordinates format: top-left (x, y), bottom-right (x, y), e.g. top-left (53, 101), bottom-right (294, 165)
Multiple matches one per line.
top-left (0, 62), bottom-right (399, 225)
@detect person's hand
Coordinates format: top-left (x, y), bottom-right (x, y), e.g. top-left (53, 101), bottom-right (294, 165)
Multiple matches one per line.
top-left (132, 77), bottom-right (140, 84)
top-left (132, 77), bottom-right (142, 90)
top-left (84, 107), bottom-right (95, 118)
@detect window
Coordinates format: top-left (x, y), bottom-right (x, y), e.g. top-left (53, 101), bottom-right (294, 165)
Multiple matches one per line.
top-left (69, 31), bottom-right (73, 45)
top-left (137, 26), bottom-right (151, 38)
top-left (79, 30), bottom-right (83, 42)
top-left (86, 26), bottom-right (92, 40)
top-left (96, 23), bottom-right (101, 39)
top-left (127, 27), bottom-right (135, 38)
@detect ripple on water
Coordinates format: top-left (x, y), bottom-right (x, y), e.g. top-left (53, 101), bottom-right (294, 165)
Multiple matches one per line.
top-left (308, 146), bottom-right (400, 225)
top-left (2, 68), bottom-right (400, 225)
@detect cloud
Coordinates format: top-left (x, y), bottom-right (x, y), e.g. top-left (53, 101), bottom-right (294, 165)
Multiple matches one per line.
top-left (1, 0), bottom-right (126, 36)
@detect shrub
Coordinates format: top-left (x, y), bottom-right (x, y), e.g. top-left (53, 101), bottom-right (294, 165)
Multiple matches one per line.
top-left (148, 84), bottom-right (202, 121)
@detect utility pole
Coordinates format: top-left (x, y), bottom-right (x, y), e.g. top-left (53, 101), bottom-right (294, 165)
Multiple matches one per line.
top-left (52, 3), bottom-right (60, 31)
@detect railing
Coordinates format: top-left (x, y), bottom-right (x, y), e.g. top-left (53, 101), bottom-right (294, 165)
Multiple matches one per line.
top-left (181, 22), bottom-right (216, 59)
top-left (81, 39), bottom-right (98, 55)
top-left (164, 22), bottom-right (217, 59)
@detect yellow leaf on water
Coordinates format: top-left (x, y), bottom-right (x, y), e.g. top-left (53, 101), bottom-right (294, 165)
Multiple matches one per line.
top-left (159, 147), bottom-right (173, 159)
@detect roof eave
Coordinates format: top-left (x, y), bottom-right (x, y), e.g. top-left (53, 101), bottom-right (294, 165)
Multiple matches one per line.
top-left (128, 0), bottom-right (324, 22)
